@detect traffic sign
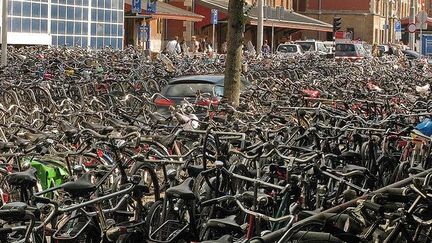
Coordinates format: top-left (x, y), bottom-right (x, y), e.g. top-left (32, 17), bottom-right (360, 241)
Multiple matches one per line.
top-left (408, 23), bottom-right (417, 33)
top-left (395, 20), bottom-right (401, 31)
top-left (147, 0), bottom-right (157, 14)
top-left (211, 9), bottom-right (218, 25)
top-left (132, 0), bottom-right (142, 14)
top-left (417, 10), bottom-right (428, 24)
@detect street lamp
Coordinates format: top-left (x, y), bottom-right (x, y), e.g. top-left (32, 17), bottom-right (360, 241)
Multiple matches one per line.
top-left (1, 0), bottom-right (7, 66)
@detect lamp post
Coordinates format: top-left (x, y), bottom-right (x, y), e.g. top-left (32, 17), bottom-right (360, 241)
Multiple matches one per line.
top-left (1, 0), bottom-right (7, 66)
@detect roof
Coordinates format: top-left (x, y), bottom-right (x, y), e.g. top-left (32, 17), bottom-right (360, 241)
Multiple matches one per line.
top-left (196, 0), bottom-right (332, 32)
top-left (124, 1), bottom-right (204, 22)
top-left (169, 75), bottom-right (224, 85)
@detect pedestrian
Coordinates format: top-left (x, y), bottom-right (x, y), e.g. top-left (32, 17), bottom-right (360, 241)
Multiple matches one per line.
top-left (221, 42), bottom-right (228, 54)
top-left (387, 42), bottom-right (394, 55)
top-left (246, 41), bottom-right (256, 56)
top-left (199, 36), bottom-right (208, 53)
top-left (262, 40), bottom-right (271, 54)
top-left (165, 36), bottom-right (181, 55)
top-left (372, 43), bottom-right (380, 57)
top-left (190, 36), bottom-right (200, 53)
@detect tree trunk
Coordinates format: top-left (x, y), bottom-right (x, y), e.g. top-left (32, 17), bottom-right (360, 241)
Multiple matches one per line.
top-left (224, 0), bottom-right (245, 107)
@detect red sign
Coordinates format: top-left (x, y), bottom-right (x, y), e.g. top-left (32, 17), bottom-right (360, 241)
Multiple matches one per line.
top-left (335, 31), bottom-right (345, 39)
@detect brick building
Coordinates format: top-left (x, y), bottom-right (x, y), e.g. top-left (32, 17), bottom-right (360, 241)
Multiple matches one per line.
top-left (295, 0), bottom-right (421, 44)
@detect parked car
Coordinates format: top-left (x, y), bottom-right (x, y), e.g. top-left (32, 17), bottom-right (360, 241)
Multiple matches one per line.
top-left (295, 40), bottom-right (330, 55)
top-left (276, 44), bottom-right (303, 55)
top-left (335, 43), bottom-right (367, 60)
top-left (377, 45), bottom-right (390, 55)
top-left (323, 41), bottom-right (335, 54)
top-left (154, 75), bottom-right (247, 115)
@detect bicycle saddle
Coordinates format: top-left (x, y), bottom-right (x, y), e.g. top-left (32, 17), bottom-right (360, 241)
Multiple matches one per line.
top-left (165, 177), bottom-right (195, 201)
top-left (60, 121), bottom-right (78, 137)
top-left (187, 164), bottom-right (204, 178)
top-left (240, 191), bottom-right (274, 207)
top-left (154, 133), bottom-right (177, 148)
top-left (342, 164), bottom-right (368, 173)
top-left (338, 151), bottom-right (362, 162)
top-left (10, 136), bottom-right (30, 148)
top-left (201, 235), bottom-right (233, 243)
top-left (81, 121), bottom-right (114, 135)
top-left (0, 141), bottom-right (15, 150)
top-left (206, 215), bottom-right (241, 230)
top-left (62, 173), bottom-right (96, 197)
top-left (7, 168), bottom-right (37, 188)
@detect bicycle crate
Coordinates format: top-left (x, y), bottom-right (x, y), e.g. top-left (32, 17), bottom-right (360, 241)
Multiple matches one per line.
top-left (149, 220), bottom-right (188, 243)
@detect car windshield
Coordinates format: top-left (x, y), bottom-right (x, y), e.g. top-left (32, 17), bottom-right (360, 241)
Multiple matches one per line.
top-left (336, 44), bottom-right (356, 52)
top-left (277, 45), bottom-right (298, 53)
top-left (297, 42), bottom-right (315, 51)
top-left (164, 83), bottom-right (224, 97)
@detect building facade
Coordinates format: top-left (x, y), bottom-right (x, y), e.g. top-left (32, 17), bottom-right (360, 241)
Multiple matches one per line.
top-left (296, 0), bottom-right (420, 44)
top-left (4, 0), bottom-right (124, 49)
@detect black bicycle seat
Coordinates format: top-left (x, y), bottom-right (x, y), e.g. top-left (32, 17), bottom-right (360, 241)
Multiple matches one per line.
top-left (187, 165), bottom-right (204, 178)
top-left (60, 121), bottom-right (78, 137)
top-left (338, 151), bottom-right (362, 162)
top-left (154, 133), bottom-right (177, 148)
top-left (206, 215), bottom-right (241, 230)
top-left (82, 121), bottom-right (114, 135)
top-left (165, 177), bottom-right (195, 201)
top-left (0, 141), bottom-right (15, 150)
top-left (62, 173), bottom-right (96, 197)
top-left (7, 168), bottom-right (37, 188)
top-left (343, 164), bottom-right (368, 173)
top-left (11, 136), bottom-right (30, 148)
top-left (201, 235), bottom-right (233, 243)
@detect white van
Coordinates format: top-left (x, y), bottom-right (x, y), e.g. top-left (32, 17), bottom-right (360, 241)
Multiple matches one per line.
top-left (295, 40), bottom-right (330, 55)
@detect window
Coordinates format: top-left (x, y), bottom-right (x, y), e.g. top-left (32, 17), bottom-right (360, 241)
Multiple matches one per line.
top-left (96, 23), bottom-right (103, 35)
top-left (104, 24), bottom-right (110, 35)
top-left (75, 8), bottom-right (82, 20)
top-left (75, 22), bottom-right (82, 35)
top-left (52, 5), bottom-right (58, 19)
top-left (41, 4), bottom-right (48, 18)
top-left (97, 37), bottom-right (103, 48)
top-left (52, 36), bottom-right (58, 46)
top-left (66, 21), bottom-right (74, 34)
top-left (105, 10), bottom-right (111, 22)
top-left (82, 37), bottom-right (88, 47)
top-left (58, 21), bottom-right (65, 34)
top-left (82, 22), bottom-right (88, 34)
top-left (41, 20), bottom-right (48, 32)
top-left (32, 3), bottom-right (41, 18)
top-left (12, 2), bottom-right (22, 16)
top-left (12, 17), bottom-right (21, 32)
top-left (58, 35), bottom-right (65, 45)
top-left (66, 36), bottom-right (73, 46)
top-left (67, 7), bottom-right (74, 20)
top-left (22, 18), bottom-right (30, 32)
top-left (97, 9), bottom-right (104, 22)
top-left (23, 2), bottom-right (31, 17)
top-left (75, 36), bottom-right (82, 46)
top-left (59, 5), bottom-right (66, 19)
top-left (51, 20), bottom-right (58, 33)
top-left (32, 19), bottom-right (40, 33)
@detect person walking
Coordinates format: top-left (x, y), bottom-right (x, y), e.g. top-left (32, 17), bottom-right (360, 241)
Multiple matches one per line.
top-left (190, 36), bottom-right (200, 53)
top-left (165, 36), bottom-right (181, 55)
top-left (262, 40), bottom-right (271, 54)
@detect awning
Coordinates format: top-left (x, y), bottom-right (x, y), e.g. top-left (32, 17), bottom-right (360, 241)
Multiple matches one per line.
top-left (197, 0), bottom-right (332, 32)
top-left (124, 1), bottom-right (204, 22)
